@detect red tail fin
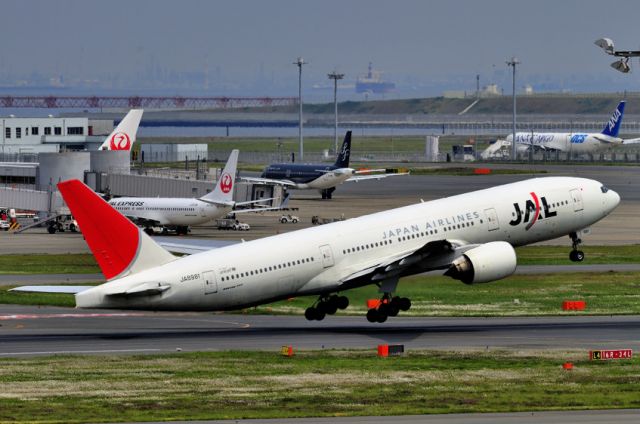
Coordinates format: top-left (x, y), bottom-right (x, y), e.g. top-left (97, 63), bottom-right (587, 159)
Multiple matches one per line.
top-left (57, 179), bottom-right (174, 280)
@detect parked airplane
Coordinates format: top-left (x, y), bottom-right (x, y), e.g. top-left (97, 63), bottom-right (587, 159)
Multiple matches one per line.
top-left (503, 100), bottom-right (632, 154)
top-left (108, 150), bottom-right (275, 235)
top-left (14, 175), bottom-right (619, 323)
top-left (98, 109), bottom-right (144, 151)
top-left (242, 131), bottom-right (408, 199)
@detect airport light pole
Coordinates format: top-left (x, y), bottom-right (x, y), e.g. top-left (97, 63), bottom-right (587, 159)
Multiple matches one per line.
top-left (506, 57), bottom-right (520, 161)
top-left (327, 71), bottom-right (344, 154)
top-left (294, 57), bottom-right (306, 161)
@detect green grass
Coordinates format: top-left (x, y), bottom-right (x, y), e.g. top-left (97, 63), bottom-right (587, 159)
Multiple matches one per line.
top-left (516, 245), bottom-right (640, 265)
top-left (255, 272), bottom-right (640, 317)
top-left (1, 349), bottom-right (638, 422)
top-left (0, 254), bottom-right (99, 274)
top-left (139, 134), bottom-right (497, 157)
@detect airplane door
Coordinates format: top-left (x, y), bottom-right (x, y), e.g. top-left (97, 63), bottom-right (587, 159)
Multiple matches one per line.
top-left (203, 270), bottom-right (217, 294)
top-left (200, 205), bottom-right (207, 217)
top-left (484, 208), bottom-right (500, 231)
top-left (319, 244), bottom-right (334, 268)
top-left (570, 189), bottom-right (584, 212)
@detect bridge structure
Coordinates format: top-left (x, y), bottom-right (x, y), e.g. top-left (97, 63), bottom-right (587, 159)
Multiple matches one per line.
top-left (0, 95), bottom-right (298, 109)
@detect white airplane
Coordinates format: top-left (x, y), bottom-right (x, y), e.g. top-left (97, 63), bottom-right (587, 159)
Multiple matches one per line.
top-left (108, 150), bottom-right (276, 235)
top-left (242, 131), bottom-right (409, 199)
top-left (502, 100), bottom-right (636, 154)
top-left (14, 175), bottom-right (619, 323)
top-left (98, 109), bottom-right (144, 151)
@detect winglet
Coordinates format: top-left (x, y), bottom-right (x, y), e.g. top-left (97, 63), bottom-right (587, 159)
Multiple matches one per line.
top-left (99, 109), bottom-right (144, 151)
top-left (199, 150), bottom-right (239, 203)
top-left (57, 179), bottom-right (174, 280)
top-left (601, 101), bottom-right (625, 137)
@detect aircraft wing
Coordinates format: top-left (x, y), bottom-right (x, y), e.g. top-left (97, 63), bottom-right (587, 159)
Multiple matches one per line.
top-left (239, 176), bottom-right (297, 187)
top-left (346, 172), bottom-right (410, 182)
top-left (154, 236), bottom-right (240, 255)
top-left (336, 239), bottom-right (479, 287)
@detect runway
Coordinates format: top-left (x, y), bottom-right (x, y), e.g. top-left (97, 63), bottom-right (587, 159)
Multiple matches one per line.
top-left (1, 305), bottom-right (639, 356)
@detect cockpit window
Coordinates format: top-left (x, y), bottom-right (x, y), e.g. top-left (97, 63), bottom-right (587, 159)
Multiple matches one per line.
top-left (601, 185), bottom-right (609, 193)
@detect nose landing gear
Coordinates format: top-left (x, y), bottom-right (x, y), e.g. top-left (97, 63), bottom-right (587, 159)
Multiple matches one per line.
top-left (304, 294), bottom-right (349, 321)
top-left (366, 294), bottom-right (411, 323)
top-left (569, 232), bottom-right (585, 262)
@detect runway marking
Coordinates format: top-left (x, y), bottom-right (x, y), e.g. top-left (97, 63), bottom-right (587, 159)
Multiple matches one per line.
top-left (0, 313), bottom-right (147, 320)
top-left (0, 348), bottom-right (162, 356)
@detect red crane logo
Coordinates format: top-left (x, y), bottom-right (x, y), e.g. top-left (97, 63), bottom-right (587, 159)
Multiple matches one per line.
top-left (109, 132), bottom-right (131, 150)
top-left (220, 173), bottom-right (233, 193)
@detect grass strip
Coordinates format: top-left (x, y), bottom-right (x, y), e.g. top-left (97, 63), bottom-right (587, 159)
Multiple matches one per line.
top-left (3, 271), bottom-right (640, 316)
top-left (0, 254), bottom-right (99, 275)
top-left (1, 349), bottom-right (638, 423)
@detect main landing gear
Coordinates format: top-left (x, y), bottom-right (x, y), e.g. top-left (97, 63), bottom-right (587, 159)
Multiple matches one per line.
top-left (321, 188), bottom-right (335, 200)
top-left (569, 231), bottom-right (585, 262)
top-left (366, 294), bottom-right (411, 323)
top-left (304, 294), bottom-right (349, 321)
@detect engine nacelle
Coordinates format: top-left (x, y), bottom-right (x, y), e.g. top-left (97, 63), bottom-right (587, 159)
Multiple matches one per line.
top-left (444, 241), bottom-right (517, 285)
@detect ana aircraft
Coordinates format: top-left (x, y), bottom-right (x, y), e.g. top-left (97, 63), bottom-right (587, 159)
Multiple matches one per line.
top-left (14, 175), bottom-right (619, 323)
top-left (242, 131), bottom-right (408, 199)
top-left (108, 150), bottom-right (275, 235)
top-left (98, 109), bottom-right (144, 151)
top-left (505, 100), bottom-right (634, 154)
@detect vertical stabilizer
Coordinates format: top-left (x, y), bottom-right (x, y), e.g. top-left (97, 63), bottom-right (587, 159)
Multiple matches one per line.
top-left (200, 150), bottom-right (239, 203)
top-left (57, 179), bottom-right (175, 281)
top-left (99, 109), bottom-right (144, 150)
top-left (601, 101), bottom-right (625, 137)
top-left (334, 131), bottom-right (352, 168)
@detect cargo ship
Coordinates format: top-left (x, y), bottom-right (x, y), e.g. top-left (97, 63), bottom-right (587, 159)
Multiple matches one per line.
top-left (355, 62), bottom-right (395, 94)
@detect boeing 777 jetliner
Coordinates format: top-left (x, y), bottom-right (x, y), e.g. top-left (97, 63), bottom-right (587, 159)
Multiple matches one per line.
top-left (14, 176), bottom-right (619, 323)
top-left (98, 109), bottom-right (144, 151)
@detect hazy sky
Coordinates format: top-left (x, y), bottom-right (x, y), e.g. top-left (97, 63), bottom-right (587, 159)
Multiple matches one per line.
top-left (2, 0), bottom-right (640, 96)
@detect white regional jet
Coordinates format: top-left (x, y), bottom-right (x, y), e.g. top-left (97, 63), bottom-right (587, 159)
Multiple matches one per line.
top-left (98, 109), bottom-right (144, 151)
top-left (13, 175), bottom-right (619, 323)
top-left (505, 100), bottom-right (633, 154)
top-left (108, 150), bottom-right (271, 235)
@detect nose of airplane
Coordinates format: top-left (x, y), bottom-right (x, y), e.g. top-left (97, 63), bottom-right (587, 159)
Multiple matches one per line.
top-left (609, 189), bottom-right (621, 211)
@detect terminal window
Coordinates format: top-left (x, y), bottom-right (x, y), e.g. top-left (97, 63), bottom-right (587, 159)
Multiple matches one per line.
top-left (16, 128), bottom-right (21, 139)
top-left (31, 127), bottom-right (39, 135)
top-left (25, 127), bottom-right (29, 136)
top-left (67, 127), bottom-right (84, 135)
top-left (54, 127), bottom-right (62, 135)
top-left (5, 127), bottom-right (10, 139)
top-left (44, 127), bottom-right (51, 135)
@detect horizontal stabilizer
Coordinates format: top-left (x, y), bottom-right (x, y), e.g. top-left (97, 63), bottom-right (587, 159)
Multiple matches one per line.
top-left (10, 285), bottom-right (94, 294)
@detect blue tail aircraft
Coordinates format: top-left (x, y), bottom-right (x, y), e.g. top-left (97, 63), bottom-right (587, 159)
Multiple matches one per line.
top-left (241, 131), bottom-right (408, 199)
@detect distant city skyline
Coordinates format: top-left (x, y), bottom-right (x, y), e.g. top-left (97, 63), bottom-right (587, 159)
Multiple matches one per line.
top-left (1, 0), bottom-right (640, 101)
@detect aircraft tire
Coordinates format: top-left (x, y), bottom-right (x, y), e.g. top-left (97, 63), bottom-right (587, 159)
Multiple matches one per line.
top-left (324, 298), bottom-right (339, 315)
top-left (336, 296), bottom-right (349, 310)
top-left (570, 250), bottom-right (585, 262)
top-left (366, 309), bottom-right (378, 323)
top-left (304, 307), bottom-right (317, 321)
top-left (398, 297), bottom-right (411, 311)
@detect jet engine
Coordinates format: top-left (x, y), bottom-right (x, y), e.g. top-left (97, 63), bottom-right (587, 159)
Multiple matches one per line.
top-left (444, 241), bottom-right (517, 285)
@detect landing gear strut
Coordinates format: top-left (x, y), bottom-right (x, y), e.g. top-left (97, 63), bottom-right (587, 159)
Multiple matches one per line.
top-left (366, 293), bottom-right (411, 323)
top-left (321, 188), bottom-right (335, 200)
top-left (569, 232), bottom-right (585, 262)
top-left (304, 294), bottom-right (349, 321)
